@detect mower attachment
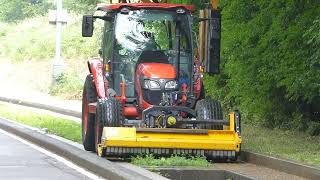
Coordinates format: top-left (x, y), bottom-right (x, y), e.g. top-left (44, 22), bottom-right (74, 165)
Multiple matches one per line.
top-left (98, 113), bottom-right (241, 160)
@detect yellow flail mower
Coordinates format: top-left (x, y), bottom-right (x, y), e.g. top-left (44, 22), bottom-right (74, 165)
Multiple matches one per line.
top-left (81, 0), bottom-right (242, 161)
top-left (97, 112), bottom-right (241, 160)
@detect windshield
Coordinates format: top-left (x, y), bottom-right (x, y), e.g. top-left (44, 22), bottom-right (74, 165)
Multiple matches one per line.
top-left (113, 9), bottom-right (192, 97)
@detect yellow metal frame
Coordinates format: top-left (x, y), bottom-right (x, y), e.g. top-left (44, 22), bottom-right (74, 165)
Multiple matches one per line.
top-left (100, 112), bottom-right (241, 152)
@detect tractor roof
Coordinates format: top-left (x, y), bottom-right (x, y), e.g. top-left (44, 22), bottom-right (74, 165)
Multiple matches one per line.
top-left (97, 3), bottom-right (195, 13)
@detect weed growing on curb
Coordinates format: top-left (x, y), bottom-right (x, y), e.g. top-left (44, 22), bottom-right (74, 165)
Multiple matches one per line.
top-left (131, 154), bottom-right (211, 167)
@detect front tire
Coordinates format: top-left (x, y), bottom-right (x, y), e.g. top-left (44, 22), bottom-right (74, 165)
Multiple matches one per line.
top-left (82, 75), bottom-right (97, 151)
top-left (196, 97), bottom-right (223, 130)
top-left (95, 98), bottom-right (123, 157)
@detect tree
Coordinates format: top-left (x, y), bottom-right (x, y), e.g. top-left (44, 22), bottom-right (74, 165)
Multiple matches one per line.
top-left (0, 0), bottom-right (51, 22)
top-left (204, 0), bottom-right (320, 135)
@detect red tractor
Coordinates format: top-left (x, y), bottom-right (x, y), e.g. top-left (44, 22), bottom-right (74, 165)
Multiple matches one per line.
top-left (81, 2), bottom-right (241, 160)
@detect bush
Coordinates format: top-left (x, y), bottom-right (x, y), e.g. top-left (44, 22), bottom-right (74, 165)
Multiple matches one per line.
top-left (307, 121), bottom-right (320, 136)
top-left (205, 0), bottom-right (320, 134)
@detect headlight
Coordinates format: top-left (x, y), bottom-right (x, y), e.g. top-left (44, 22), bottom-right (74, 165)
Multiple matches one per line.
top-left (144, 80), bottom-right (160, 90)
top-left (165, 80), bottom-right (178, 90)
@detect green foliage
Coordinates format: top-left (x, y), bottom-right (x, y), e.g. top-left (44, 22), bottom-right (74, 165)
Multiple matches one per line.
top-left (242, 122), bottom-right (320, 166)
top-left (167, 0), bottom-right (210, 10)
top-left (49, 72), bottom-right (83, 100)
top-left (64, 0), bottom-right (99, 13)
top-left (0, 0), bottom-right (52, 22)
top-left (0, 17), bottom-right (55, 61)
top-left (131, 154), bottom-right (211, 167)
top-left (0, 16), bottom-right (101, 61)
top-left (0, 104), bottom-right (81, 143)
top-left (205, 0), bottom-right (320, 134)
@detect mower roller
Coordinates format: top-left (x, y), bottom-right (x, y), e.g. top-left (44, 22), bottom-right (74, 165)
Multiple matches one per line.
top-left (81, 0), bottom-right (241, 161)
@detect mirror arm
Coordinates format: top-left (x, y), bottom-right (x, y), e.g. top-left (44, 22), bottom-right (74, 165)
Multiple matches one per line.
top-left (93, 16), bottom-right (113, 21)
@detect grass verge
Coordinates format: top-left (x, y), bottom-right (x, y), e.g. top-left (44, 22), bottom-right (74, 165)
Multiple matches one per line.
top-left (0, 103), bottom-right (81, 143)
top-left (242, 122), bottom-right (320, 167)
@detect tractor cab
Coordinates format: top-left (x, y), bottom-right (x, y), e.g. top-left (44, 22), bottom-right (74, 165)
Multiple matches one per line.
top-left (90, 4), bottom-right (195, 108)
top-left (114, 7), bottom-right (193, 108)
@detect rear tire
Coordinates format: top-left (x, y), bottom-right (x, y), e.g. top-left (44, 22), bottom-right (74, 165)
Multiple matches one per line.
top-left (82, 75), bottom-right (97, 151)
top-left (196, 97), bottom-right (223, 130)
top-left (95, 98), bottom-right (123, 156)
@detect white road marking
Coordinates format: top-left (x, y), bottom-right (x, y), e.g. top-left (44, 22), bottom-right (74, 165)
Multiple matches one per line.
top-left (0, 129), bottom-right (105, 180)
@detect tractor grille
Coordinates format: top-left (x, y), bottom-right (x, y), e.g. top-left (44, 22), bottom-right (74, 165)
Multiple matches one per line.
top-left (142, 90), bottom-right (162, 105)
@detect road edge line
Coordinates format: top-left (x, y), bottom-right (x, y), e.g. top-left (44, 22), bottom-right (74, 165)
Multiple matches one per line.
top-left (0, 118), bottom-right (168, 180)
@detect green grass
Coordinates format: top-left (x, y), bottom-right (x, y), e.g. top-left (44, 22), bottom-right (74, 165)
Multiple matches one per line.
top-left (131, 154), bottom-right (211, 167)
top-left (49, 72), bottom-right (84, 100)
top-left (0, 104), bottom-right (81, 143)
top-left (0, 16), bottom-right (101, 62)
top-left (242, 122), bottom-right (320, 167)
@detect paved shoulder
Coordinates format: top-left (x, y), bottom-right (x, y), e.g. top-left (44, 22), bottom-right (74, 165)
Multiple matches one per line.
top-left (0, 130), bottom-right (94, 180)
top-left (215, 163), bottom-right (307, 180)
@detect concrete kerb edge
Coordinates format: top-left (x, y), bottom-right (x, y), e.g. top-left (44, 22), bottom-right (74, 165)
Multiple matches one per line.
top-left (147, 167), bottom-right (254, 180)
top-left (0, 118), bottom-right (167, 180)
top-left (240, 151), bottom-right (320, 179)
top-left (0, 96), bottom-right (81, 118)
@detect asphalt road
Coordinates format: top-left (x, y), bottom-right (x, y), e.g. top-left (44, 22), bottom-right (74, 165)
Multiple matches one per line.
top-left (0, 129), bottom-right (99, 180)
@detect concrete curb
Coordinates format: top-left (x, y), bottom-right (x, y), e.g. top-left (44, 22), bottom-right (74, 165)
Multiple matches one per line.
top-left (240, 151), bottom-right (320, 180)
top-left (0, 96), bottom-right (81, 118)
top-left (150, 168), bottom-right (254, 180)
top-left (0, 118), bottom-right (168, 180)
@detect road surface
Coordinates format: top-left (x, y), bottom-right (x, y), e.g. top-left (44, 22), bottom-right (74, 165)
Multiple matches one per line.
top-left (0, 129), bottom-right (102, 180)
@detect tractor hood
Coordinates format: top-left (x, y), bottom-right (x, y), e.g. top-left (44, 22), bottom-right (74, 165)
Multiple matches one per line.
top-left (137, 63), bottom-right (176, 79)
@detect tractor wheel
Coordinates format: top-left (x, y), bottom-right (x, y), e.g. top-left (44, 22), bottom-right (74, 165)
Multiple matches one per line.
top-left (95, 98), bottom-right (123, 157)
top-left (196, 97), bottom-right (223, 130)
top-left (82, 75), bottom-right (97, 151)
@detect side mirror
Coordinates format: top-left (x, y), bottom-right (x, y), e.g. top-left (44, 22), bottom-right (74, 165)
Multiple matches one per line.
top-left (82, 15), bottom-right (94, 37)
top-left (206, 10), bottom-right (221, 75)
